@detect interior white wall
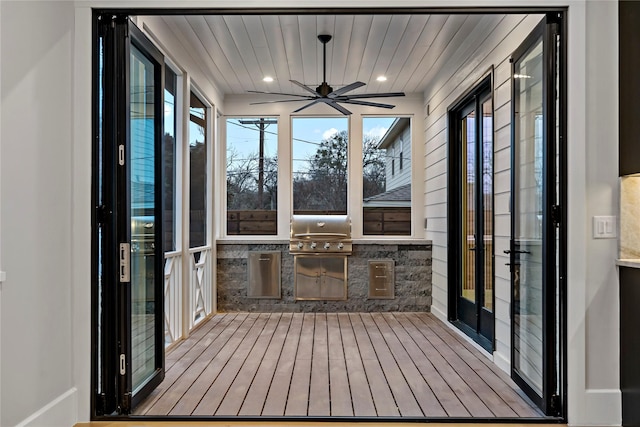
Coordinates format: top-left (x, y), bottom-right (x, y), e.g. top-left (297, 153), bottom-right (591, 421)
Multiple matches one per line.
top-left (568, 1), bottom-right (621, 424)
top-left (1, 2), bottom-right (77, 426)
top-left (0, 1), bottom-right (617, 426)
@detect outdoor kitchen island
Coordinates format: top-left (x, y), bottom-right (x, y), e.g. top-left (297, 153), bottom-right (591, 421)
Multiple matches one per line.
top-left (216, 239), bottom-right (432, 312)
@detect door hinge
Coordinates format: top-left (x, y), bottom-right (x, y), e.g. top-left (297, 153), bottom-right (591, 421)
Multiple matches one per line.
top-left (119, 243), bottom-right (130, 282)
top-left (118, 144), bottom-right (125, 166)
top-left (96, 205), bottom-right (109, 225)
top-left (551, 205), bottom-right (562, 227)
top-left (96, 392), bottom-right (107, 415)
top-left (550, 393), bottom-right (561, 416)
top-left (119, 353), bottom-right (126, 375)
top-left (120, 392), bottom-right (132, 415)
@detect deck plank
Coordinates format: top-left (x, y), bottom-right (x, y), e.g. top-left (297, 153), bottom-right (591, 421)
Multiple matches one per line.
top-left (216, 313), bottom-right (282, 415)
top-left (164, 313), bottom-right (259, 415)
top-left (394, 313), bottom-right (494, 417)
top-left (405, 313), bottom-right (516, 417)
top-left (416, 313), bottom-right (542, 417)
top-left (338, 313), bottom-right (376, 416)
top-left (135, 313), bottom-right (245, 415)
top-left (360, 313), bottom-right (424, 417)
top-left (326, 313), bottom-right (353, 416)
top-left (349, 313), bottom-right (400, 416)
top-left (371, 313), bottom-right (447, 417)
top-left (309, 313), bottom-right (330, 416)
top-left (261, 313), bottom-right (304, 416)
top-left (191, 313), bottom-right (271, 416)
top-left (284, 313), bottom-right (315, 416)
top-left (381, 313), bottom-right (470, 417)
top-left (135, 312), bottom-right (548, 420)
top-left (239, 313), bottom-right (293, 416)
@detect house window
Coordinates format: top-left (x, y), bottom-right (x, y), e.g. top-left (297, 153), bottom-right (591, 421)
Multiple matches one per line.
top-left (362, 117), bottom-right (412, 235)
top-left (226, 117), bottom-right (278, 235)
top-left (189, 91), bottom-right (207, 248)
top-left (292, 117), bottom-right (348, 215)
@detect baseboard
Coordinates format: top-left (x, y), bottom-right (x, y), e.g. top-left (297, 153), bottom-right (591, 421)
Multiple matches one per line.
top-left (569, 389), bottom-right (621, 426)
top-left (493, 349), bottom-right (510, 374)
top-left (15, 388), bottom-right (77, 427)
top-left (430, 303), bottom-right (448, 323)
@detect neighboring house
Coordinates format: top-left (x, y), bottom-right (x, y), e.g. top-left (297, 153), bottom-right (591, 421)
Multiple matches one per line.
top-left (363, 117), bottom-right (411, 208)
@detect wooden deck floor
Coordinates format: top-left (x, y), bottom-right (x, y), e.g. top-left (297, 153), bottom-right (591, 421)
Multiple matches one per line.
top-left (133, 312), bottom-right (543, 419)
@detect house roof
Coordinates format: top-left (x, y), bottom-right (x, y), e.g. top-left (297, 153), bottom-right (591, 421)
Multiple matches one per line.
top-left (363, 183), bottom-right (411, 203)
top-left (377, 117), bottom-right (411, 149)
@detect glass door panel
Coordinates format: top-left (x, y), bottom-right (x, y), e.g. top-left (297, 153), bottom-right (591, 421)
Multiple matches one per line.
top-left (510, 16), bottom-right (563, 416)
top-left (462, 112), bottom-right (477, 304)
top-left (513, 35), bottom-right (544, 399)
top-left (129, 44), bottom-right (159, 393)
top-left (481, 99), bottom-right (494, 312)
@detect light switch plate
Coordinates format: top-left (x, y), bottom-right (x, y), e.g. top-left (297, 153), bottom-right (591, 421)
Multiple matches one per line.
top-left (593, 216), bottom-right (617, 239)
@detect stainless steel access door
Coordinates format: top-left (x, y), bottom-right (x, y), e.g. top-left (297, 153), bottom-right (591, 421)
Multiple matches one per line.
top-left (294, 255), bottom-right (347, 300)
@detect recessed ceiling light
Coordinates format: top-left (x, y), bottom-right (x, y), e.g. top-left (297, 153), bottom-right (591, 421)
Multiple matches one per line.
top-left (376, 76), bottom-right (388, 82)
top-left (263, 76), bottom-right (274, 82)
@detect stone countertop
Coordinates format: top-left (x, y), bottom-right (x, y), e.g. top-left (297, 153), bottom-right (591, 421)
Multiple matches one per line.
top-left (617, 259), bottom-right (640, 269)
top-left (216, 239), bottom-right (432, 245)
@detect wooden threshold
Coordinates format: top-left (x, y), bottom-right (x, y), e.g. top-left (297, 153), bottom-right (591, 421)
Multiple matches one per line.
top-left (126, 312), bottom-right (544, 419)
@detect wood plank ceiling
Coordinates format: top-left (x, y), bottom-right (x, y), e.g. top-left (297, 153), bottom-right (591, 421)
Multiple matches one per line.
top-left (144, 13), bottom-right (515, 97)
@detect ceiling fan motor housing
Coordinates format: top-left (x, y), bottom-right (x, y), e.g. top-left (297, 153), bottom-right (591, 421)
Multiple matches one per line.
top-left (316, 82), bottom-right (333, 97)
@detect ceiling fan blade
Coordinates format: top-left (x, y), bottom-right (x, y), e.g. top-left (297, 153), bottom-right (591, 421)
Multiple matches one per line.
top-left (250, 99), bottom-right (314, 105)
top-left (340, 99), bottom-right (396, 109)
top-left (319, 99), bottom-right (352, 115)
top-left (290, 80), bottom-right (320, 96)
top-left (335, 92), bottom-right (406, 100)
top-left (247, 90), bottom-right (313, 99)
top-left (328, 81), bottom-right (366, 98)
top-left (292, 99), bottom-right (322, 113)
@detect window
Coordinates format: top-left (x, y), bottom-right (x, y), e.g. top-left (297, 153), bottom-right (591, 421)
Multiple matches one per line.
top-left (226, 117), bottom-right (278, 235)
top-left (292, 117), bottom-right (348, 215)
top-left (163, 67), bottom-right (177, 251)
top-left (362, 117), bottom-right (411, 235)
top-left (189, 91), bottom-right (207, 248)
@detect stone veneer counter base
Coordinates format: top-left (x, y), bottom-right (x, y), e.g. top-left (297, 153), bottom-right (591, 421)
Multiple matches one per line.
top-left (216, 241), bottom-right (432, 313)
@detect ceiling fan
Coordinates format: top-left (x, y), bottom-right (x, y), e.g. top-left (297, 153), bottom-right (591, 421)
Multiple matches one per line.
top-left (248, 34), bottom-right (405, 115)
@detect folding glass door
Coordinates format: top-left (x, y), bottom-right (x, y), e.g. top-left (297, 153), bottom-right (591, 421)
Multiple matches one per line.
top-left (94, 15), bottom-right (165, 415)
top-left (509, 15), bottom-right (565, 416)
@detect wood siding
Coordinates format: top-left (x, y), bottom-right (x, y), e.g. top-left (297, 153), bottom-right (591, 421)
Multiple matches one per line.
top-left (423, 14), bottom-right (543, 372)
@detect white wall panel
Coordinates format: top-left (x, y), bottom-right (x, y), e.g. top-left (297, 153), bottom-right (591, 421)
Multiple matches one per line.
top-left (1, 2), bottom-right (75, 426)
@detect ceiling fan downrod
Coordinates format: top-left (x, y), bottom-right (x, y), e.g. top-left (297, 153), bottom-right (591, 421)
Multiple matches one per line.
top-left (316, 34), bottom-right (333, 97)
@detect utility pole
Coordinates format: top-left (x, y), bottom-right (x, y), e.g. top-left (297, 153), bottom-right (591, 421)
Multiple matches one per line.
top-left (239, 118), bottom-right (277, 208)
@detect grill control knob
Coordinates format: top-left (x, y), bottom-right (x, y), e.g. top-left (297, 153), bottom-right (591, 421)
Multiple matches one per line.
top-left (338, 242), bottom-right (344, 249)
top-left (310, 242), bottom-right (317, 249)
top-left (324, 242), bottom-right (331, 250)
top-left (297, 242), bottom-right (304, 249)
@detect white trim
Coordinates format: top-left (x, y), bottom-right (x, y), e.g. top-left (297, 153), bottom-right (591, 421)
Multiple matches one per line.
top-left (15, 388), bottom-right (77, 427)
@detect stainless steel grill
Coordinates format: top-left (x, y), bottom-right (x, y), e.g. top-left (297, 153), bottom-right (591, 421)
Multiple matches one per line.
top-left (289, 214), bottom-right (352, 254)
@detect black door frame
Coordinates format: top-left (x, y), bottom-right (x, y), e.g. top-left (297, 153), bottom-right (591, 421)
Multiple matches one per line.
top-left (92, 14), bottom-right (165, 416)
top-left (91, 6), bottom-right (568, 423)
top-left (508, 14), bottom-right (567, 417)
top-left (447, 72), bottom-right (495, 352)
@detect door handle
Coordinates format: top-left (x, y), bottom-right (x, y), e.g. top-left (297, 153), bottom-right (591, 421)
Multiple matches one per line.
top-left (469, 247), bottom-right (476, 251)
top-left (503, 249), bottom-right (530, 254)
